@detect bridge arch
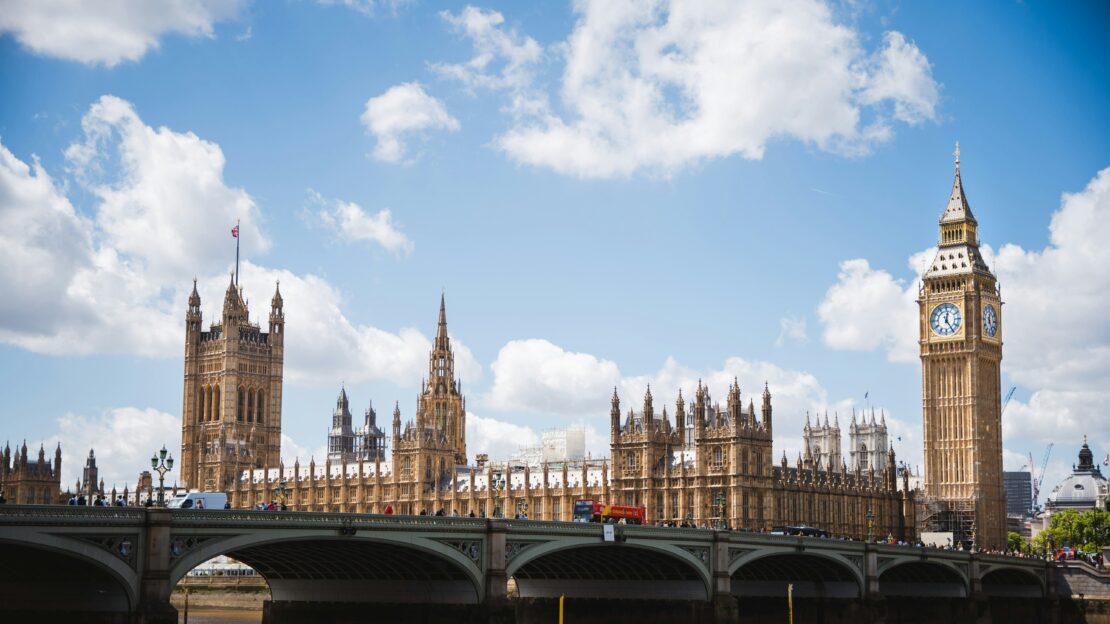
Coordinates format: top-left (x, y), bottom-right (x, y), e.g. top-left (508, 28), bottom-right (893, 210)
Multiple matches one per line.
top-left (729, 549), bottom-right (863, 598)
top-left (981, 565), bottom-right (1045, 597)
top-left (506, 538), bottom-right (712, 601)
top-left (0, 534), bottom-right (137, 614)
top-left (878, 558), bottom-right (968, 597)
top-left (170, 532), bottom-right (485, 604)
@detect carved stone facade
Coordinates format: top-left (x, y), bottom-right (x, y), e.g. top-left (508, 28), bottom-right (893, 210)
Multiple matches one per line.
top-left (849, 409), bottom-right (888, 473)
top-left (179, 276), bottom-right (284, 492)
top-left (0, 441), bottom-right (62, 504)
top-left (804, 412), bottom-right (842, 472)
top-left (214, 295), bottom-right (912, 540)
top-left (918, 148), bottom-right (1006, 549)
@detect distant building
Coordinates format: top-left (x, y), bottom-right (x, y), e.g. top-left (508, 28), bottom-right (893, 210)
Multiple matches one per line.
top-left (0, 441), bottom-right (62, 504)
top-left (512, 428), bottom-right (585, 467)
top-left (327, 387), bottom-right (357, 463)
top-left (849, 409), bottom-right (888, 473)
top-left (1044, 438), bottom-right (1108, 515)
top-left (803, 412), bottom-right (842, 472)
top-left (1003, 470), bottom-right (1032, 517)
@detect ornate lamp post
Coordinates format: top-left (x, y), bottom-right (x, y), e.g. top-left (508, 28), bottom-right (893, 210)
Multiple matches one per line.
top-left (866, 508), bottom-right (875, 543)
top-left (274, 478), bottom-right (288, 509)
top-left (150, 445), bottom-right (174, 507)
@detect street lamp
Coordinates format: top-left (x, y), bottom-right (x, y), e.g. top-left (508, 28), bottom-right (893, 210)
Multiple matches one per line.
top-left (150, 445), bottom-right (174, 507)
top-left (866, 508), bottom-right (875, 543)
top-left (274, 479), bottom-right (288, 509)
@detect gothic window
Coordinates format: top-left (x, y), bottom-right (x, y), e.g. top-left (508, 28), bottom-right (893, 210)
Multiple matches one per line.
top-left (859, 445), bottom-right (868, 471)
top-left (237, 388), bottom-right (245, 422)
top-left (246, 390), bottom-right (254, 423)
top-left (712, 447), bottom-right (723, 469)
top-left (742, 448), bottom-right (749, 475)
top-left (213, 387), bottom-right (220, 421)
top-left (257, 391), bottom-right (265, 424)
top-left (403, 457), bottom-right (412, 478)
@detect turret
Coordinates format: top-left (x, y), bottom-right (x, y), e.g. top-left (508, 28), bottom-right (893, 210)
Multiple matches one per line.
top-left (610, 387), bottom-right (621, 440)
top-left (55, 443), bottom-right (62, 478)
top-left (392, 402), bottom-right (401, 446)
top-left (727, 378), bottom-right (741, 429)
top-left (695, 380), bottom-right (706, 434)
top-left (269, 281), bottom-right (284, 344)
top-left (642, 385), bottom-right (654, 430)
top-left (675, 390), bottom-right (685, 447)
top-left (761, 382), bottom-right (772, 433)
top-left (187, 278), bottom-right (202, 336)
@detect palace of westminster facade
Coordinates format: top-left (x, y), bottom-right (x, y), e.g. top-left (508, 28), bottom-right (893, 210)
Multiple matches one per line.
top-left (170, 152), bottom-right (1006, 547)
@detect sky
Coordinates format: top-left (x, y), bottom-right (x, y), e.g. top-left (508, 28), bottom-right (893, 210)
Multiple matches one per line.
top-left (0, 0), bottom-right (1107, 504)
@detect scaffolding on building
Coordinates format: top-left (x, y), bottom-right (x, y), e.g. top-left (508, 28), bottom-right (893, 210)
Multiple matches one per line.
top-left (918, 496), bottom-right (977, 547)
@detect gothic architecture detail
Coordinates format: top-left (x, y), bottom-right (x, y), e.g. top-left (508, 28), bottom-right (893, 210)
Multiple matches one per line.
top-left (328, 387), bottom-right (386, 463)
top-left (849, 408), bottom-right (889, 473)
top-left (804, 411), bottom-right (842, 472)
top-left (918, 146), bottom-right (1006, 549)
top-left (179, 276), bottom-right (284, 492)
top-left (0, 441), bottom-right (62, 504)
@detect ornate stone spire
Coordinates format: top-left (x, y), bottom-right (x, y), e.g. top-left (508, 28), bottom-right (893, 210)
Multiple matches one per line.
top-left (941, 142), bottom-right (976, 225)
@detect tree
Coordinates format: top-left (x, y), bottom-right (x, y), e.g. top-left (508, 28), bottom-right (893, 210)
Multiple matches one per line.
top-left (1007, 531), bottom-right (1027, 552)
top-left (1033, 509), bottom-right (1110, 553)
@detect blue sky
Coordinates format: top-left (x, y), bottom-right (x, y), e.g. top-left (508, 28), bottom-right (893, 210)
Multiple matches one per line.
top-left (0, 0), bottom-right (1107, 501)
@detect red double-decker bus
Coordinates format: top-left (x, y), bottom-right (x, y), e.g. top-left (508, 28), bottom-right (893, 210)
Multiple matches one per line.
top-left (572, 499), bottom-right (645, 525)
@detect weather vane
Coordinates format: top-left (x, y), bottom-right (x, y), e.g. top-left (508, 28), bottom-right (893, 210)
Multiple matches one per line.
top-left (953, 141), bottom-right (960, 165)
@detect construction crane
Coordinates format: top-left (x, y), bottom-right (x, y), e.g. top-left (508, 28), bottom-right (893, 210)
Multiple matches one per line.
top-left (1001, 387), bottom-right (1016, 417)
top-left (1032, 443), bottom-right (1054, 506)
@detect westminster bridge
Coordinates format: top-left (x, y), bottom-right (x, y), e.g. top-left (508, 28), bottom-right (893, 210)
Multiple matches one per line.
top-left (0, 505), bottom-right (1086, 623)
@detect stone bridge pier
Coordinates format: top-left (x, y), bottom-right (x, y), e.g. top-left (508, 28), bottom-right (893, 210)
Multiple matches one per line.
top-left (0, 506), bottom-right (1062, 623)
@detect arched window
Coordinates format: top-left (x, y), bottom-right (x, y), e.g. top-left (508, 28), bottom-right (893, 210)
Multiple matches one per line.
top-left (712, 447), bottom-right (723, 468)
top-left (213, 386), bottom-right (220, 421)
top-left (257, 391), bottom-right (265, 424)
top-left (247, 390), bottom-right (255, 423)
top-left (859, 444), bottom-right (868, 470)
top-left (237, 388), bottom-right (245, 422)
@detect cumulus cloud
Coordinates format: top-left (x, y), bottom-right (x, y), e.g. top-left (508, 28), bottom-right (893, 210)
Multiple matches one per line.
top-left (315, 0), bottom-right (409, 18)
top-left (311, 191), bottom-right (413, 254)
top-left (0, 95), bottom-right (479, 388)
top-left (44, 407), bottom-right (181, 493)
top-left (775, 315), bottom-right (809, 346)
top-left (361, 83), bottom-right (460, 163)
top-left (481, 338), bottom-right (893, 463)
top-left (817, 167), bottom-right (1110, 479)
top-left (436, 1), bottom-right (938, 178)
top-left (466, 412), bottom-right (539, 462)
top-left (0, 0), bottom-right (244, 67)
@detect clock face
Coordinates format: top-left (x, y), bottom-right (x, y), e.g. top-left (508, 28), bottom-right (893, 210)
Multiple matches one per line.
top-left (930, 303), bottom-right (962, 336)
top-left (983, 303), bottom-right (998, 337)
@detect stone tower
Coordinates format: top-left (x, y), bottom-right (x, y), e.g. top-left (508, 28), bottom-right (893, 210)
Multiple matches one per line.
top-left (179, 276), bottom-right (284, 492)
top-left (803, 411), bottom-right (842, 472)
top-left (391, 294), bottom-right (467, 511)
top-left (918, 146), bottom-right (1005, 549)
top-left (328, 387), bottom-right (357, 463)
top-left (848, 408), bottom-right (888, 473)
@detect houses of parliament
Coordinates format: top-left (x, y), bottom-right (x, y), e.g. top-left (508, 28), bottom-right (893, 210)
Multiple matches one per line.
top-left (175, 150), bottom-right (1005, 547)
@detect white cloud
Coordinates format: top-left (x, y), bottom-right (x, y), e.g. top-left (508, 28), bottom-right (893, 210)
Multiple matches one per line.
top-left (315, 0), bottom-right (409, 18)
top-left (45, 407), bottom-right (181, 493)
top-left (433, 6), bottom-right (544, 116)
top-left (436, 1), bottom-right (938, 178)
top-left (0, 0), bottom-right (244, 67)
top-left (481, 337), bottom-right (904, 464)
top-left (280, 433), bottom-right (326, 465)
top-left (816, 256), bottom-right (923, 362)
top-left (466, 412), bottom-right (539, 462)
top-left (775, 315), bottom-right (809, 346)
top-left (485, 339), bottom-right (622, 415)
top-left (361, 83), bottom-right (460, 163)
top-left (817, 167), bottom-right (1110, 477)
top-left (0, 96), bottom-right (479, 389)
top-left (312, 191), bottom-right (413, 254)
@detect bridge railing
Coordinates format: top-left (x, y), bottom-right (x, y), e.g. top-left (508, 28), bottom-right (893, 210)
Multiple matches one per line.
top-left (169, 509), bottom-right (491, 532)
top-left (0, 504), bottom-right (146, 525)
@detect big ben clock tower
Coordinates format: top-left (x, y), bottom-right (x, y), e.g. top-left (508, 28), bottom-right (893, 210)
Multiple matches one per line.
top-left (918, 145), bottom-right (1006, 549)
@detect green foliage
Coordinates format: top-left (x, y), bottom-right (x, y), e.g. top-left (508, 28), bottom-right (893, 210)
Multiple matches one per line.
top-left (1007, 531), bottom-right (1027, 551)
top-left (1033, 509), bottom-right (1110, 553)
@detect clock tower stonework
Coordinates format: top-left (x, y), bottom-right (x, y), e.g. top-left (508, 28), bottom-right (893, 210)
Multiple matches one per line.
top-left (918, 146), bottom-right (1006, 549)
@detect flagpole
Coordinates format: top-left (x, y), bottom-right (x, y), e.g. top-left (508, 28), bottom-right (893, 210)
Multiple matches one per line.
top-left (235, 218), bottom-right (240, 286)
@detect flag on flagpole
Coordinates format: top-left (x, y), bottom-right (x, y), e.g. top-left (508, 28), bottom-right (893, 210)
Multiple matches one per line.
top-left (231, 225), bottom-right (239, 238)
top-left (864, 391), bottom-right (869, 399)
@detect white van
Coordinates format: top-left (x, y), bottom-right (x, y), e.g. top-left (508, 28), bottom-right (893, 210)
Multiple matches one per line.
top-left (166, 491), bottom-right (228, 510)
